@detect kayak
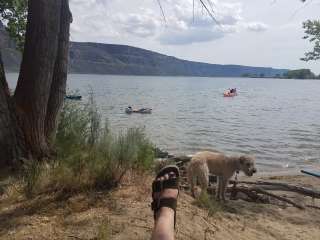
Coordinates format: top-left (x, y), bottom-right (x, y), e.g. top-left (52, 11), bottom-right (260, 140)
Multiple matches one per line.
top-left (125, 107), bottom-right (152, 114)
top-left (301, 170), bottom-right (320, 178)
top-left (65, 95), bottom-right (82, 100)
top-left (224, 92), bottom-right (237, 97)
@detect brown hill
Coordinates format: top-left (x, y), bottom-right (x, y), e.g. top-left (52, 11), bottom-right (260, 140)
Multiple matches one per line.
top-left (0, 22), bottom-right (288, 77)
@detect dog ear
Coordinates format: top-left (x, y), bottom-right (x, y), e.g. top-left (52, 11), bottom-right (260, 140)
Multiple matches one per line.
top-left (239, 156), bottom-right (246, 165)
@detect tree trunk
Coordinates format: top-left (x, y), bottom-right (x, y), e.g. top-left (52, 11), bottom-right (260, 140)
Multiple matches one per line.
top-left (0, 0), bottom-right (72, 166)
top-left (45, 0), bottom-right (72, 144)
top-left (0, 52), bottom-right (25, 168)
top-left (14, 0), bottom-right (62, 159)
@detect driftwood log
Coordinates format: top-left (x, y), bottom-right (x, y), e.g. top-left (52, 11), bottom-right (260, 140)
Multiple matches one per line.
top-left (246, 186), bottom-right (305, 209)
top-left (206, 186), bottom-right (270, 203)
top-left (206, 185), bottom-right (305, 209)
top-left (229, 180), bottom-right (320, 199)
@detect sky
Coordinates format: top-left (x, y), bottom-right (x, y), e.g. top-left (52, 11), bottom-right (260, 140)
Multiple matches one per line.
top-left (69, 0), bottom-right (320, 74)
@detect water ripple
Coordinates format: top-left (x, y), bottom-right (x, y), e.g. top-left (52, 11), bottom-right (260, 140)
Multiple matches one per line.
top-left (6, 73), bottom-right (319, 173)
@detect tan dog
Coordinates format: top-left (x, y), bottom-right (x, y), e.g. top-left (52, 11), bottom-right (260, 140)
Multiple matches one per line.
top-left (187, 151), bottom-right (257, 201)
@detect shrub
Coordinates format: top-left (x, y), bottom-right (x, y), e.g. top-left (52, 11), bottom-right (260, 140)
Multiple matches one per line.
top-left (22, 91), bottom-right (155, 196)
top-left (22, 159), bottom-right (42, 198)
top-left (194, 192), bottom-right (223, 216)
top-left (97, 218), bottom-right (111, 240)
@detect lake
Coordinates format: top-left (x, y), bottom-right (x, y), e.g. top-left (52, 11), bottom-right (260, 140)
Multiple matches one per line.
top-left (6, 73), bottom-right (320, 173)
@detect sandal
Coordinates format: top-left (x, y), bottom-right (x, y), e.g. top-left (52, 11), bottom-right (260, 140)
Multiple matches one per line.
top-left (151, 165), bottom-right (180, 228)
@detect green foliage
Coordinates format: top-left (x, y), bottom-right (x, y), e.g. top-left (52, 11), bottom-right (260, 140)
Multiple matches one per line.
top-left (194, 192), bottom-right (223, 216)
top-left (0, 0), bottom-right (27, 52)
top-left (22, 159), bottom-right (42, 198)
top-left (283, 69), bottom-right (316, 79)
top-left (97, 219), bottom-right (111, 240)
top-left (241, 73), bottom-right (251, 78)
top-left (301, 20), bottom-right (320, 62)
top-left (22, 92), bottom-right (155, 196)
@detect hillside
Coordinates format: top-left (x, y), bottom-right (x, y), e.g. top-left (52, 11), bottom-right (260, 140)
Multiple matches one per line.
top-left (69, 42), bottom-right (288, 77)
top-left (1, 22), bottom-right (288, 77)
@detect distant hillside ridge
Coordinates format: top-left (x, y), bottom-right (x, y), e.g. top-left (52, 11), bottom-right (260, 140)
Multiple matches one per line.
top-left (1, 24), bottom-right (288, 77)
top-left (68, 42), bottom-right (288, 77)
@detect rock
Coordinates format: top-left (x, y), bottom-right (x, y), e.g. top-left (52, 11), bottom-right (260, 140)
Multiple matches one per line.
top-left (154, 148), bottom-right (169, 159)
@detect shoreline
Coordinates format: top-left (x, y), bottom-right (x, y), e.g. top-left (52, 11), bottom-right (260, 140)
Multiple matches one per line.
top-left (1, 173), bottom-right (319, 240)
top-left (155, 150), bottom-right (320, 177)
top-left (5, 71), bottom-right (320, 80)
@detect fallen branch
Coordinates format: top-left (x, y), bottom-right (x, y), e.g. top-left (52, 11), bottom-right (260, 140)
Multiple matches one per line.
top-left (229, 186), bottom-right (270, 203)
top-left (229, 180), bottom-right (320, 199)
top-left (205, 186), bottom-right (304, 209)
top-left (249, 187), bottom-right (305, 210)
top-left (205, 186), bottom-right (269, 203)
top-left (306, 205), bottom-right (320, 210)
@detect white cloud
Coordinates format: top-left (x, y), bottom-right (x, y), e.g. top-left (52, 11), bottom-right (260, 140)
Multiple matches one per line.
top-left (214, 2), bottom-right (243, 25)
top-left (69, 0), bottom-right (121, 42)
top-left (67, 0), bottom-right (320, 74)
top-left (158, 27), bottom-right (224, 45)
top-left (246, 22), bottom-right (269, 32)
top-left (69, 0), bottom-right (269, 45)
top-left (116, 9), bottom-right (161, 38)
top-left (154, 0), bottom-right (243, 44)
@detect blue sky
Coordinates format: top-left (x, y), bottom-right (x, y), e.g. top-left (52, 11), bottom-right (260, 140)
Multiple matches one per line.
top-left (69, 0), bottom-right (320, 74)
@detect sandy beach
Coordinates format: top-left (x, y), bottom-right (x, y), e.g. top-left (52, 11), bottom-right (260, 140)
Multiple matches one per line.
top-left (1, 172), bottom-right (319, 240)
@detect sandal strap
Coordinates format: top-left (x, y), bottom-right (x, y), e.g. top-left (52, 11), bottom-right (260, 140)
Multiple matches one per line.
top-left (156, 165), bottom-right (180, 179)
top-left (151, 165), bottom-right (180, 229)
top-left (151, 197), bottom-right (177, 211)
top-left (152, 177), bottom-right (179, 192)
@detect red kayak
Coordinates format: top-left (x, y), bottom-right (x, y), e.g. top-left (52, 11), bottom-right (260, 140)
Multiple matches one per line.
top-left (224, 91), bottom-right (237, 97)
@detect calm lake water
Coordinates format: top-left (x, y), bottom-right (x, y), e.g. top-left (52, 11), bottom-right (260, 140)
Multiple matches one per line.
top-left (6, 73), bottom-right (320, 173)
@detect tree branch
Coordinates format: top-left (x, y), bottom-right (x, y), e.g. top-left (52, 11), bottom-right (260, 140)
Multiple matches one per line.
top-left (229, 180), bottom-right (320, 199)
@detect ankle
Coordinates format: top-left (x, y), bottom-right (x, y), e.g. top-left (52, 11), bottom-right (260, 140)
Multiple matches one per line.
top-left (156, 207), bottom-right (175, 220)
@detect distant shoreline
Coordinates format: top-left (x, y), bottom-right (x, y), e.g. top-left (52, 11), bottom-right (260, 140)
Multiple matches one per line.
top-left (5, 71), bottom-right (319, 80)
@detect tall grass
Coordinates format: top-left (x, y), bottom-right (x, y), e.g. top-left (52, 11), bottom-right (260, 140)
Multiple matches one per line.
top-left (194, 192), bottom-right (223, 216)
top-left (23, 90), bottom-right (155, 197)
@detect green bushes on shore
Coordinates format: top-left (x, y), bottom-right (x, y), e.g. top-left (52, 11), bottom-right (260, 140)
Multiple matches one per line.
top-left (23, 92), bottom-right (155, 197)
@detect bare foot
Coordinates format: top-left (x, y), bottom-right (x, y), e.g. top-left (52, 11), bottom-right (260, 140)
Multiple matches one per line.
top-left (153, 172), bottom-right (179, 220)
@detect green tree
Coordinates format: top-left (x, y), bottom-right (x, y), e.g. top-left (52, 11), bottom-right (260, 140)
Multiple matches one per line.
top-left (0, 0), bottom-right (27, 52)
top-left (283, 69), bottom-right (316, 79)
top-left (0, 0), bottom-right (72, 168)
top-left (301, 20), bottom-right (320, 61)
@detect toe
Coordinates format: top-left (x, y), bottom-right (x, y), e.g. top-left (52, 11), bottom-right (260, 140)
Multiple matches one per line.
top-left (169, 171), bottom-right (176, 178)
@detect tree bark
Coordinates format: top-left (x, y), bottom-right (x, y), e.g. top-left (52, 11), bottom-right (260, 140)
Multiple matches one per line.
top-left (45, 0), bottom-right (72, 144)
top-left (0, 0), bottom-right (73, 166)
top-left (0, 52), bottom-right (25, 168)
top-left (14, 0), bottom-right (62, 159)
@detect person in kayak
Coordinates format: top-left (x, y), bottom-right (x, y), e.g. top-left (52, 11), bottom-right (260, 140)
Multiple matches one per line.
top-left (230, 88), bottom-right (236, 93)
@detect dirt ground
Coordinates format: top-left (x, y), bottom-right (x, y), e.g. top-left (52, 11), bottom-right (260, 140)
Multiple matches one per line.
top-left (0, 173), bottom-right (320, 240)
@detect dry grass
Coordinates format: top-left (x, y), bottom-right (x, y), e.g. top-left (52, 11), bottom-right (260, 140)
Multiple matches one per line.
top-left (0, 172), bottom-right (320, 240)
top-left (97, 218), bottom-right (111, 240)
top-left (193, 192), bottom-right (224, 216)
top-left (0, 174), bottom-right (320, 240)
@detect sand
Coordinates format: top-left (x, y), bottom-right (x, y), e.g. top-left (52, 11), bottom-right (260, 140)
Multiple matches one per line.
top-left (0, 174), bottom-right (319, 240)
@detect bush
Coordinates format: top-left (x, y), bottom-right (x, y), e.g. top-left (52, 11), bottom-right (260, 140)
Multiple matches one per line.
top-left (22, 159), bottom-right (42, 198)
top-left (97, 218), bottom-right (111, 240)
top-left (22, 91), bottom-right (155, 196)
top-left (194, 192), bottom-right (223, 216)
